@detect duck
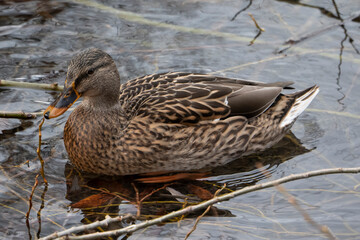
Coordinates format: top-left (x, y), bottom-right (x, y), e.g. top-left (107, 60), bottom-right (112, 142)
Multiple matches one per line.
top-left (44, 48), bottom-right (319, 176)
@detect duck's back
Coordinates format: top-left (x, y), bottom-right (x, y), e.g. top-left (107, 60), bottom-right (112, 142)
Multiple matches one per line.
top-left (118, 72), bottom-right (293, 122)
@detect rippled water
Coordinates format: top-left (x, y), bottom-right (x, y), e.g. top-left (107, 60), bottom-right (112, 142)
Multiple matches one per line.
top-left (1, 0), bottom-right (360, 239)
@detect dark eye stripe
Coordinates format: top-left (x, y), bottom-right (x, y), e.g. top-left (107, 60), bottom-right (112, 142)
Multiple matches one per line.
top-left (74, 61), bottom-right (112, 87)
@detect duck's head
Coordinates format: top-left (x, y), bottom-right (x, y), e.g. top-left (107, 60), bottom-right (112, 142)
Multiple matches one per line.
top-left (44, 48), bottom-right (120, 119)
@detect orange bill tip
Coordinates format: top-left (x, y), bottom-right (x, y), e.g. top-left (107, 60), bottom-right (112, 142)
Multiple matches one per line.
top-left (44, 85), bottom-right (81, 120)
top-left (44, 105), bottom-right (68, 119)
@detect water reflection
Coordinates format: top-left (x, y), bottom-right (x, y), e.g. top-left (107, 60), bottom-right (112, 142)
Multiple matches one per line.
top-left (276, 0), bottom-right (360, 110)
top-left (0, 119), bottom-right (33, 140)
top-left (60, 131), bottom-right (310, 231)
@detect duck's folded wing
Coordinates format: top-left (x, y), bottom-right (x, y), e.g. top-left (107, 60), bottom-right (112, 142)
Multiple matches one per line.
top-left (119, 72), bottom-right (291, 123)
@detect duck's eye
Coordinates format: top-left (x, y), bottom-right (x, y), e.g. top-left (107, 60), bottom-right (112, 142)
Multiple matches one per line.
top-left (87, 68), bottom-right (95, 75)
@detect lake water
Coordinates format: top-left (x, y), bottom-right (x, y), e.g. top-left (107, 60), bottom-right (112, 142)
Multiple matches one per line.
top-left (1, 0), bottom-right (360, 239)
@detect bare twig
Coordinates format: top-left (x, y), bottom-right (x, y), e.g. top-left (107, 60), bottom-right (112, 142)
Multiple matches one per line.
top-left (37, 183), bottom-right (49, 239)
top-left (131, 183), bottom-right (141, 217)
top-left (26, 173), bottom-right (40, 240)
top-left (249, 31), bottom-right (262, 46)
top-left (37, 117), bottom-right (48, 184)
top-left (40, 167), bottom-right (360, 240)
top-left (0, 111), bottom-right (44, 119)
top-left (178, 198), bottom-right (189, 227)
top-left (248, 13), bottom-right (265, 32)
top-left (0, 79), bottom-right (64, 91)
top-left (26, 173), bottom-right (40, 222)
top-left (247, 13), bottom-right (264, 46)
top-left (140, 183), bottom-right (173, 202)
top-left (40, 214), bottom-right (134, 240)
top-left (0, 107), bottom-right (75, 119)
top-left (132, 183), bottom-right (174, 217)
top-left (26, 118), bottom-right (48, 237)
top-left (184, 184), bottom-right (226, 240)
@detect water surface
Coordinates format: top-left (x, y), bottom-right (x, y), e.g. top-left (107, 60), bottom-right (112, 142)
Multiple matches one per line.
top-left (0, 0), bottom-right (360, 239)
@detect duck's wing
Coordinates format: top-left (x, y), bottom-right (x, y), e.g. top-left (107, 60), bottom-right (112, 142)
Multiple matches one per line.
top-left (119, 72), bottom-right (293, 122)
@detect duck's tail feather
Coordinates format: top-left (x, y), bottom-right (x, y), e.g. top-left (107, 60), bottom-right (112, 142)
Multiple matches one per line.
top-left (280, 85), bottom-right (319, 128)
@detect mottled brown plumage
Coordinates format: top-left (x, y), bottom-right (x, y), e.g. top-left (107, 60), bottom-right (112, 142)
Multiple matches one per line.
top-left (44, 48), bottom-right (319, 175)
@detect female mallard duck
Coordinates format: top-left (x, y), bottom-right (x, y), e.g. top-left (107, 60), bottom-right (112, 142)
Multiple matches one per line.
top-left (44, 48), bottom-right (319, 176)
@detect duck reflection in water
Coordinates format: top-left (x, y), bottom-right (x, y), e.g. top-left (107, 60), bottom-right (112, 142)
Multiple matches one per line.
top-left (64, 131), bottom-right (311, 228)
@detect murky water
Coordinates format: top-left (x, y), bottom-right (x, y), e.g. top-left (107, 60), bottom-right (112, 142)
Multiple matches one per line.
top-left (1, 0), bottom-right (360, 239)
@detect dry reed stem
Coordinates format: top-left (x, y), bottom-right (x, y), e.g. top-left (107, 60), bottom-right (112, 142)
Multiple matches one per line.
top-left (248, 13), bottom-right (265, 32)
top-left (0, 79), bottom-right (63, 91)
top-left (0, 111), bottom-right (43, 119)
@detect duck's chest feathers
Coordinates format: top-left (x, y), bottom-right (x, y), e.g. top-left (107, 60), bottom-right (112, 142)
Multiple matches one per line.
top-left (63, 105), bottom-right (127, 170)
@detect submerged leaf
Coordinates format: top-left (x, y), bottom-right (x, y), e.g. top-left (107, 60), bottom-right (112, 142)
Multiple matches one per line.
top-left (71, 193), bottom-right (114, 209)
top-left (187, 184), bottom-right (214, 200)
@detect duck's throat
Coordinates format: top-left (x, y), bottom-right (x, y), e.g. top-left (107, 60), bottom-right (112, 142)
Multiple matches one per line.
top-left (82, 94), bottom-right (119, 110)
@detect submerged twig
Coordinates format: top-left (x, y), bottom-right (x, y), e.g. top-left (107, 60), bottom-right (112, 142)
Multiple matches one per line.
top-left (131, 183), bottom-right (141, 217)
top-left (70, 0), bottom-right (253, 44)
top-left (278, 10), bottom-right (360, 53)
top-left (249, 31), bottom-right (262, 46)
top-left (230, 0), bottom-right (253, 21)
top-left (305, 108), bottom-right (360, 119)
top-left (0, 79), bottom-right (64, 91)
top-left (40, 167), bottom-right (360, 240)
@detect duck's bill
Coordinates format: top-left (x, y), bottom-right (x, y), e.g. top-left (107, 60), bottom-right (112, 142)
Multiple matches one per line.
top-left (44, 84), bottom-right (81, 119)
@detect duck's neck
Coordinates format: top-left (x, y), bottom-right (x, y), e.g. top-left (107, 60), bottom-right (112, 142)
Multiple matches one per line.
top-left (82, 94), bottom-right (119, 110)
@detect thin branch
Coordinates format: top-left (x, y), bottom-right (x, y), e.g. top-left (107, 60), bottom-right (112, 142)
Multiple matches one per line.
top-left (0, 79), bottom-right (64, 91)
top-left (37, 183), bottom-right (49, 239)
top-left (37, 117), bottom-right (48, 184)
top-left (26, 173), bottom-right (40, 240)
top-left (0, 111), bottom-right (44, 119)
top-left (40, 167), bottom-right (360, 240)
top-left (26, 173), bottom-right (40, 221)
top-left (0, 107), bottom-right (74, 119)
top-left (131, 183), bottom-right (141, 217)
top-left (140, 183), bottom-right (173, 202)
top-left (184, 184), bottom-right (226, 240)
top-left (249, 31), bottom-right (262, 46)
top-left (248, 13), bottom-right (265, 32)
top-left (40, 214), bottom-right (134, 240)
